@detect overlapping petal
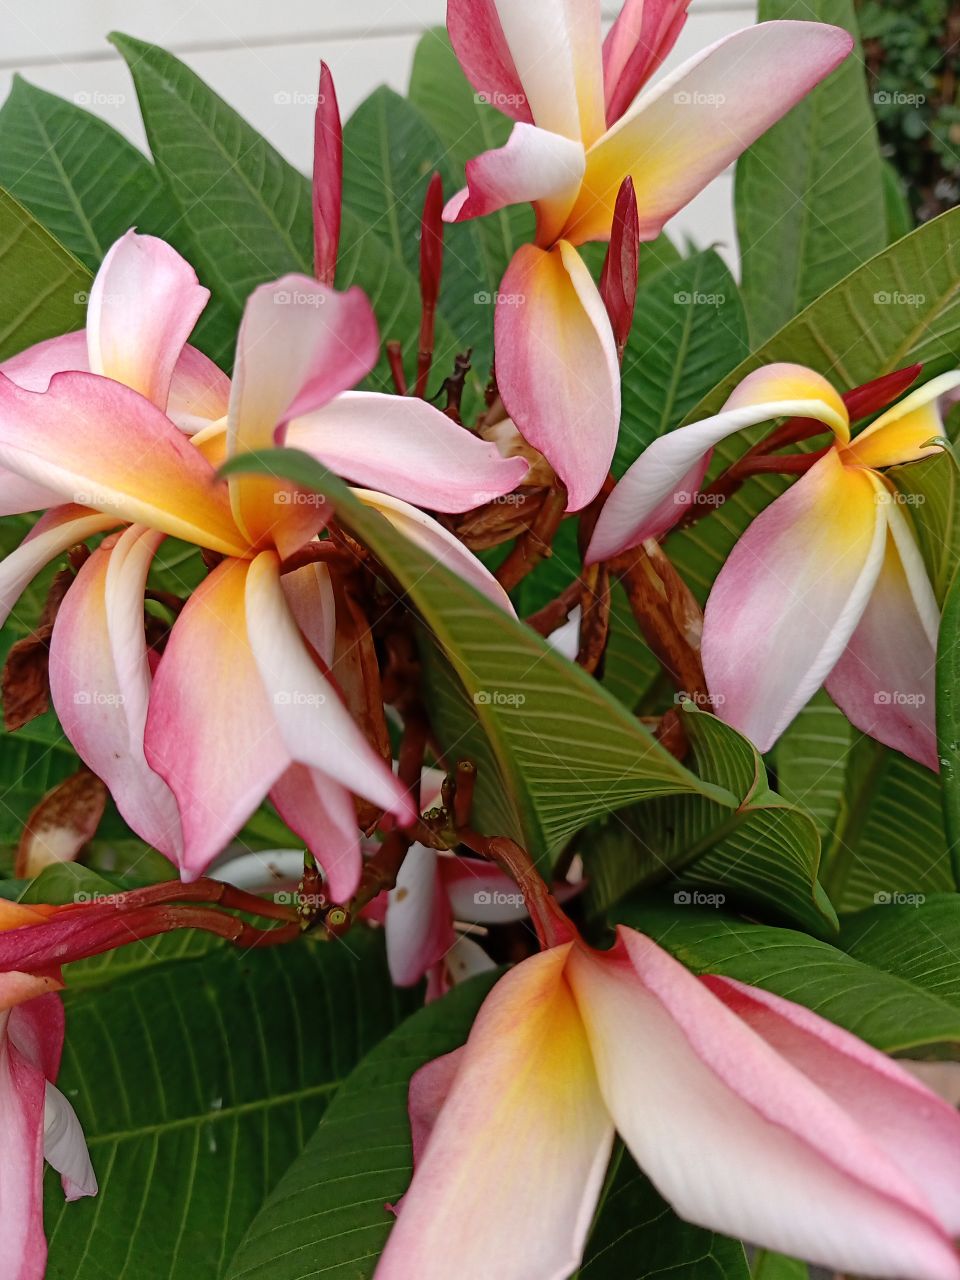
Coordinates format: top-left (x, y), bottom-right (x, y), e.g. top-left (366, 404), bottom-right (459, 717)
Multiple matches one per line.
top-left (49, 525), bottom-right (184, 862)
top-left (568, 930), bottom-right (960, 1280)
top-left (285, 391), bottom-right (528, 513)
top-left (844, 370), bottom-right (960, 469)
top-left (385, 845), bottom-right (456, 987)
top-left (0, 371), bottom-right (247, 555)
top-left (376, 947), bottom-right (614, 1280)
top-left (586, 363), bottom-right (849, 562)
top-left (86, 230), bottom-right (209, 410)
top-left (270, 765), bottom-right (363, 904)
top-left (701, 451), bottom-right (888, 751)
top-left (0, 505), bottom-right (118, 630)
top-left (446, 0), bottom-right (533, 125)
top-left (603, 0), bottom-right (690, 124)
top-left (495, 241), bottom-right (619, 510)
top-left (565, 22), bottom-right (853, 243)
top-left (826, 496), bottom-right (939, 770)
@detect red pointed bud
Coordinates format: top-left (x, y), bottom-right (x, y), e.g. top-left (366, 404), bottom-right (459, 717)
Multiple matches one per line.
top-left (599, 176), bottom-right (640, 363)
top-left (415, 173), bottom-right (445, 397)
top-left (313, 61), bottom-right (343, 287)
top-left (844, 363), bottom-right (923, 423)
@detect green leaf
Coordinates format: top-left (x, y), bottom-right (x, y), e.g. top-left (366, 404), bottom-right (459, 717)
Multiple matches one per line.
top-left (44, 932), bottom-right (419, 1280)
top-left (938, 564), bottom-right (960, 874)
top-left (110, 32), bottom-right (459, 380)
top-left (819, 738), bottom-right (952, 911)
top-left (343, 85), bottom-right (490, 384)
top-left (225, 971), bottom-right (497, 1280)
top-left (0, 76), bottom-right (179, 272)
top-left (667, 207), bottom-right (960, 601)
top-left (752, 1251), bottom-right (809, 1280)
top-left (0, 186), bottom-right (89, 361)
top-left (840, 893), bottom-right (960, 1003)
top-left (889, 451), bottom-right (959, 601)
top-left (408, 28), bottom-right (534, 294)
top-left (224, 451), bottom-right (735, 867)
top-left (615, 899), bottom-right (960, 1054)
top-left (882, 159), bottom-right (914, 243)
top-left (617, 250), bottom-right (749, 476)
top-left (583, 704), bottom-right (835, 934)
top-left (735, 0), bottom-right (885, 343)
top-left (770, 690), bottom-right (852, 840)
top-left (577, 1145), bottom-right (749, 1280)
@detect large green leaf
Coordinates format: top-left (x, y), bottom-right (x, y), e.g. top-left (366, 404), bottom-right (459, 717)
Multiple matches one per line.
top-left (577, 1145), bottom-right (749, 1280)
top-left (225, 451), bottom-right (735, 866)
top-left (110, 33), bottom-right (460, 380)
top-left (617, 250), bottom-right (749, 477)
top-left (225, 971), bottom-right (497, 1280)
top-left (44, 932), bottom-right (418, 1280)
top-left (667, 208), bottom-right (960, 600)
top-left (583, 704), bottom-right (835, 933)
top-left (939, 557), bottom-right (960, 869)
top-left (0, 186), bottom-right (89, 361)
top-left (840, 893), bottom-right (960, 1000)
top-left (0, 76), bottom-right (179, 272)
top-left (735, 0), bottom-right (885, 343)
top-left (819, 738), bottom-right (952, 911)
top-left (343, 85), bottom-right (490, 384)
top-left (616, 900), bottom-right (960, 1055)
top-left (770, 690), bottom-right (852, 840)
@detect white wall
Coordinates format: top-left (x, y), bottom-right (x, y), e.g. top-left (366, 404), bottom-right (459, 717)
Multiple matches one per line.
top-left (0, 0), bottom-right (757, 264)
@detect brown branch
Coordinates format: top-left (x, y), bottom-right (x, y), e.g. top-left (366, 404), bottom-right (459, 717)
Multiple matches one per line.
top-left (495, 482), bottom-right (568, 591)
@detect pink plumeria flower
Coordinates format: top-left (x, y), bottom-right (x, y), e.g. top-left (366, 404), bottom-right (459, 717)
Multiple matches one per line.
top-left (444, 0), bottom-right (853, 509)
top-left (0, 231), bottom-right (523, 895)
top-left (0, 901), bottom-right (96, 1280)
top-left (588, 362), bottom-right (960, 766)
top-left (378, 922), bottom-right (960, 1280)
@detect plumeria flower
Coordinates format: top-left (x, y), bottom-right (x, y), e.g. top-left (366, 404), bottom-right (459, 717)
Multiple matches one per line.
top-left (444, 0), bottom-right (853, 509)
top-left (587, 363), bottom-right (960, 766)
top-left (0, 231), bottom-right (523, 894)
top-left (377, 920), bottom-right (960, 1280)
top-left (0, 900), bottom-right (97, 1280)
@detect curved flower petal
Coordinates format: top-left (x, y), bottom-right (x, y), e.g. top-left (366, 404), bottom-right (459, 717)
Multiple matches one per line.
top-left (86, 230), bottom-right (209, 410)
top-left (286, 391), bottom-right (528, 513)
top-left (354, 489), bottom-right (516, 613)
top-left (0, 371), bottom-right (247, 556)
top-left (586, 362), bottom-right (849, 562)
top-left (378, 947), bottom-right (615, 1280)
top-left (269, 765), bottom-right (362, 904)
top-left (244, 551), bottom-right (414, 823)
top-left (495, 242), bottom-right (619, 511)
top-left (446, 0), bottom-right (533, 125)
top-left (701, 452), bottom-right (888, 751)
top-left (0, 1007), bottom-right (50, 1280)
top-left (565, 21), bottom-right (853, 243)
top-left (603, 0), bottom-right (690, 124)
top-left (705, 975), bottom-right (960, 1233)
top-left (449, 0), bottom-right (606, 144)
top-left (844, 370), bottom-right (960, 469)
top-left (0, 505), bottom-right (118, 631)
top-left (49, 525), bottom-right (184, 862)
top-left (43, 1081), bottom-right (97, 1201)
top-left (145, 557), bottom-right (290, 880)
top-left (443, 123), bottom-right (585, 244)
top-left (227, 275), bottom-right (378, 543)
top-left (441, 856), bottom-right (529, 923)
top-left (568, 930), bottom-right (960, 1280)
top-left (826, 496), bottom-right (939, 769)
top-left (385, 845), bottom-right (456, 987)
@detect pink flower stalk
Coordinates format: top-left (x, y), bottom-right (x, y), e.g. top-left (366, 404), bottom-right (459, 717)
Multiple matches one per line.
top-left (588, 361), bottom-right (960, 764)
top-left (0, 901), bottom-right (97, 1280)
top-left (0, 230), bottom-right (525, 894)
top-left (444, 0), bottom-right (853, 509)
top-left (378, 922), bottom-right (960, 1280)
